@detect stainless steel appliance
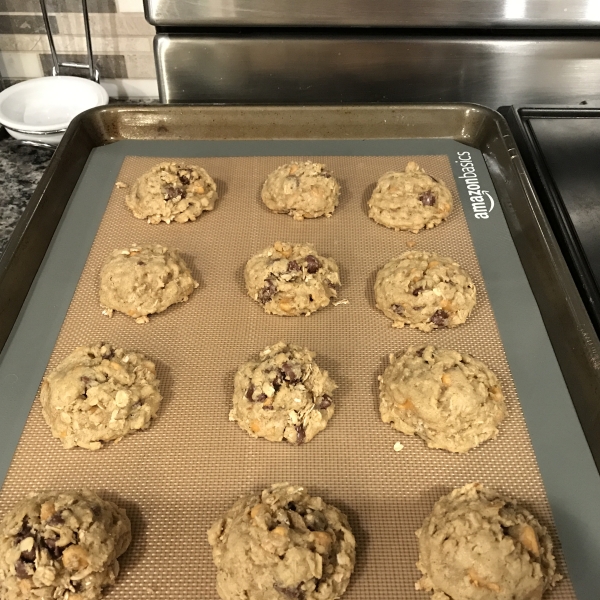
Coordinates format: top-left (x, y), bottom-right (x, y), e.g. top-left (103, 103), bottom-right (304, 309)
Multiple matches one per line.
top-left (145, 0), bottom-right (600, 106)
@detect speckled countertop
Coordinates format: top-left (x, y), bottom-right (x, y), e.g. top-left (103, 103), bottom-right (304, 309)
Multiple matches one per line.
top-left (0, 133), bottom-right (55, 257)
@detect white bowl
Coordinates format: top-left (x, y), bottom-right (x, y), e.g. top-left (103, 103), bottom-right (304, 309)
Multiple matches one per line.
top-left (0, 76), bottom-right (109, 145)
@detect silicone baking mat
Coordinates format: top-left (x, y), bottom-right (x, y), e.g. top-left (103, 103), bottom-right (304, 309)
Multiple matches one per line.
top-left (0, 146), bottom-right (577, 599)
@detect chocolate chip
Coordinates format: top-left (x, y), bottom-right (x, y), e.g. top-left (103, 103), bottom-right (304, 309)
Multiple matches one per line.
top-left (178, 173), bottom-right (190, 185)
top-left (14, 559), bottom-right (31, 579)
top-left (391, 304), bottom-right (404, 315)
top-left (415, 348), bottom-right (425, 358)
top-left (164, 185), bottom-right (186, 200)
top-left (272, 370), bottom-right (284, 391)
top-left (286, 502), bottom-right (297, 511)
top-left (305, 255), bottom-right (320, 274)
top-left (262, 404), bottom-right (274, 411)
top-left (20, 541), bottom-right (36, 562)
top-left (322, 172), bottom-right (332, 179)
top-left (287, 260), bottom-right (301, 272)
top-left (255, 393), bottom-right (267, 403)
top-left (295, 424), bottom-right (306, 444)
top-left (41, 536), bottom-right (63, 559)
top-left (245, 384), bottom-right (255, 401)
top-left (258, 278), bottom-right (277, 304)
top-left (317, 395), bottom-right (332, 409)
top-left (46, 512), bottom-right (64, 526)
top-left (15, 519), bottom-right (32, 543)
top-left (274, 584), bottom-right (304, 599)
top-left (137, 260), bottom-right (146, 266)
top-left (282, 362), bottom-right (300, 383)
top-left (419, 190), bottom-right (436, 206)
top-left (305, 510), bottom-right (327, 531)
top-left (412, 287), bottom-right (423, 296)
top-left (429, 309), bottom-right (449, 326)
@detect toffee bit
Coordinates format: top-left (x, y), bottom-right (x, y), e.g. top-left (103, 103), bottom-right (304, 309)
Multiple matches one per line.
top-left (305, 255), bottom-right (321, 274)
top-left (294, 424), bottom-right (306, 445)
top-left (430, 309), bottom-right (449, 327)
top-left (391, 304), bottom-right (404, 315)
top-left (419, 190), bottom-right (436, 206)
top-left (46, 511), bottom-right (64, 526)
top-left (100, 346), bottom-right (114, 359)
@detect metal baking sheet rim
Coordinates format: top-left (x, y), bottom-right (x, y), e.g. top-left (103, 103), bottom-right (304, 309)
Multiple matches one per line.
top-left (1, 104), bottom-right (600, 599)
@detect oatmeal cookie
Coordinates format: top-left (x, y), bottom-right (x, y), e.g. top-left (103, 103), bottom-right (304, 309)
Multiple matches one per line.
top-left (261, 161), bottom-right (340, 220)
top-left (99, 243), bottom-right (198, 323)
top-left (40, 343), bottom-right (162, 450)
top-left (229, 342), bottom-right (337, 444)
top-left (416, 482), bottom-right (560, 600)
top-left (368, 162), bottom-right (453, 233)
top-left (125, 161), bottom-right (218, 224)
top-left (0, 489), bottom-right (131, 600)
top-left (379, 346), bottom-right (506, 453)
top-left (374, 250), bottom-right (476, 331)
top-left (245, 241), bottom-right (340, 316)
top-left (207, 483), bottom-right (355, 600)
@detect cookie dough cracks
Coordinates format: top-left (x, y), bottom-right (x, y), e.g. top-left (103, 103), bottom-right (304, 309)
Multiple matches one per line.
top-left (262, 161), bottom-right (340, 220)
top-left (368, 162), bottom-right (453, 233)
top-left (374, 250), bottom-right (476, 331)
top-left (0, 489), bottom-right (131, 600)
top-left (379, 346), bottom-right (506, 453)
top-left (230, 342), bottom-right (337, 444)
top-left (207, 483), bottom-right (356, 600)
top-left (99, 243), bottom-right (198, 323)
top-left (126, 161), bottom-right (218, 224)
top-left (416, 483), bottom-right (560, 600)
top-left (41, 343), bottom-right (162, 450)
top-left (245, 242), bottom-right (340, 316)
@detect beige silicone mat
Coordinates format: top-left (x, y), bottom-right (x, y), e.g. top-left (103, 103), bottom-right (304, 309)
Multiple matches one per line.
top-left (0, 154), bottom-right (576, 598)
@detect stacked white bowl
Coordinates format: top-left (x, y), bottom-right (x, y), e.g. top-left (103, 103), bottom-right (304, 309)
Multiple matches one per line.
top-left (0, 75), bottom-right (109, 146)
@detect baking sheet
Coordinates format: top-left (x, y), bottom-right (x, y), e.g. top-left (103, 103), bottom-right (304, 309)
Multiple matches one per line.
top-left (0, 140), bottom-right (585, 598)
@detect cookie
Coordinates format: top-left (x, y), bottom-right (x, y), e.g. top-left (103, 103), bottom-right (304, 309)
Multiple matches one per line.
top-left (99, 243), bottom-right (198, 323)
top-left (368, 162), bottom-right (453, 233)
top-left (229, 342), bottom-right (337, 444)
top-left (207, 483), bottom-right (356, 600)
top-left (40, 343), bottom-right (162, 450)
top-left (374, 250), bottom-right (476, 331)
top-left (245, 241), bottom-right (340, 316)
top-left (0, 489), bottom-right (131, 600)
top-left (261, 161), bottom-right (340, 220)
top-left (125, 161), bottom-right (218, 224)
top-left (416, 482), bottom-right (560, 600)
top-left (379, 346), bottom-right (506, 453)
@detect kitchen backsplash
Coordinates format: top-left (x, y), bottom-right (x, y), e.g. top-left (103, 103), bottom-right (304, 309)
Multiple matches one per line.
top-left (0, 0), bottom-right (157, 98)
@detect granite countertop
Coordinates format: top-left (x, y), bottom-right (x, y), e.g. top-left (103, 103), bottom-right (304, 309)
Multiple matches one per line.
top-left (0, 133), bottom-right (55, 257)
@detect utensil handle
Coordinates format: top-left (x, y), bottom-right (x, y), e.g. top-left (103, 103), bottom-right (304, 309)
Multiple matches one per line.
top-left (38, 0), bottom-right (100, 83)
